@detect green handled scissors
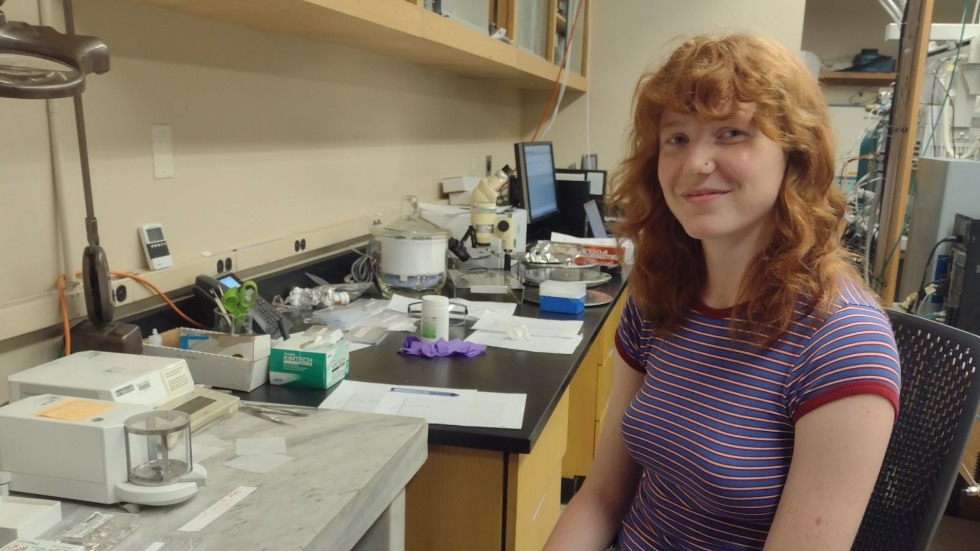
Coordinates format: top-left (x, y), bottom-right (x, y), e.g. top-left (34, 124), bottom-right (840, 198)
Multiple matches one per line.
top-left (221, 280), bottom-right (258, 325)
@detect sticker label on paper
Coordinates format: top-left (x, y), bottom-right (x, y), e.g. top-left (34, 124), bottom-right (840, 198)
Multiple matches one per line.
top-left (61, 512), bottom-right (113, 539)
top-left (34, 397), bottom-right (114, 421)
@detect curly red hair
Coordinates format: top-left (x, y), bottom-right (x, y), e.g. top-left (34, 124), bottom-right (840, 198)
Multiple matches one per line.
top-left (610, 34), bottom-right (867, 340)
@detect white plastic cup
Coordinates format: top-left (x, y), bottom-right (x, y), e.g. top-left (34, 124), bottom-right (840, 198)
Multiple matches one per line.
top-left (420, 295), bottom-right (450, 343)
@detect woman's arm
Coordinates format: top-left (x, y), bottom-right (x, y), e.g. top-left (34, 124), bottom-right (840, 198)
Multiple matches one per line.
top-left (763, 394), bottom-right (894, 550)
top-left (543, 352), bottom-right (645, 551)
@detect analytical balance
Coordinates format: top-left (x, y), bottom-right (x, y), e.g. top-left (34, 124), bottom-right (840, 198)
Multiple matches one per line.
top-left (7, 351), bottom-right (239, 433)
top-left (0, 394), bottom-right (207, 506)
top-left (9, 351), bottom-right (194, 406)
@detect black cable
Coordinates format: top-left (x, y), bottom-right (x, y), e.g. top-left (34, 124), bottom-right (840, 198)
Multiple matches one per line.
top-left (911, 236), bottom-right (960, 313)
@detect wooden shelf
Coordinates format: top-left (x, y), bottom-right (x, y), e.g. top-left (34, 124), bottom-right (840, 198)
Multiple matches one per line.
top-left (128, 0), bottom-right (587, 92)
top-left (819, 71), bottom-right (897, 86)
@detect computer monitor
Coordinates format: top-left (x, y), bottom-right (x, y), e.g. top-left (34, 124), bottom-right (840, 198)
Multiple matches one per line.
top-left (584, 200), bottom-right (608, 239)
top-left (513, 141), bottom-right (560, 223)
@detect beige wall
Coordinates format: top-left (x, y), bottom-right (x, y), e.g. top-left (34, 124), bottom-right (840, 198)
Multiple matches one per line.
top-left (0, 0), bottom-right (807, 402)
top-left (0, 0), bottom-right (526, 400)
top-left (544, 0), bottom-right (807, 186)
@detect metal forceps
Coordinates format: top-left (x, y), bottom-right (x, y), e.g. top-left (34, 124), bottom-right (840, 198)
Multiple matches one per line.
top-left (240, 404), bottom-right (309, 426)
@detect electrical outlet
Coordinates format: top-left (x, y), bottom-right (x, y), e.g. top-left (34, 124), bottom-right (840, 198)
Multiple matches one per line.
top-left (486, 155), bottom-right (492, 176)
top-left (113, 284), bottom-right (128, 305)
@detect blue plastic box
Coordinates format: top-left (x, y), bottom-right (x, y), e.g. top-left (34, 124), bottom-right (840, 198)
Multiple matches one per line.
top-left (539, 281), bottom-right (587, 314)
top-left (540, 295), bottom-right (585, 314)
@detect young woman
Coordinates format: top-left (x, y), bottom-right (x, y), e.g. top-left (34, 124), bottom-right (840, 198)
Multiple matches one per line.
top-left (544, 34), bottom-right (901, 551)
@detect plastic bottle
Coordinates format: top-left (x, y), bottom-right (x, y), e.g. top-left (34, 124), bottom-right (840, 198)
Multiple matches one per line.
top-left (420, 295), bottom-right (449, 343)
top-left (326, 290), bottom-right (351, 307)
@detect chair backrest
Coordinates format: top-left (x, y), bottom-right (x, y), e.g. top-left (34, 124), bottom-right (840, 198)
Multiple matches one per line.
top-left (851, 308), bottom-right (980, 551)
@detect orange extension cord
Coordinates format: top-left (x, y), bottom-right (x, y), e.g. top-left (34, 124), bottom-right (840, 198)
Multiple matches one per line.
top-left (58, 270), bottom-right (206, 356)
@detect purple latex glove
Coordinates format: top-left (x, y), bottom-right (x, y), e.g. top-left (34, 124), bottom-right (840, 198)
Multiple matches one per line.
top-left (399, 335), bottom-right (486, 358)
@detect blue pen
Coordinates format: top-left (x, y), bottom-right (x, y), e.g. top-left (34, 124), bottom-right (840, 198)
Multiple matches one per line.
top-left (390, 387), bottom-right (459, 397)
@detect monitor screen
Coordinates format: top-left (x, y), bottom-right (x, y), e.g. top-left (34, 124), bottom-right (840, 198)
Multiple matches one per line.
top-left (145, 226), bottom-right (165, 242)
top-left (514, 142), bottom-right (560, 223)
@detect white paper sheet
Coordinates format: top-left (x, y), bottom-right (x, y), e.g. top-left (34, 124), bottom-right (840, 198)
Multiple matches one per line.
top-left (235, 437), bottom-right (287, 456)
top-left (319, 380), bottom-right (525, 429)
top-left (348, 342), bottom-right (372, 353)
top-left (448, 297), bottom-right (518, 318)
top-left (549, 232), bottom-right (618, 247)
top-left (193, 434), bottom-right (230, 449)
top-left (465, 330), bottom-right (584, 354)
top-left (320, 381), bottom-right (479, 413)
top-left (387, 293), bottom-right (517, 319)
top-left (223, 453), bottom-right (294, 474)
top-left (191, 444), bottom-right (223, 463)
top-left (470, 311), bottom-right (583, 338)
top-left (192, 433), bottom-right (229, 463)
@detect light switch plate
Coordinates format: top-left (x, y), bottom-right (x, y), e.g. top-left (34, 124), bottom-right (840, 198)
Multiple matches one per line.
top-left (151, 125), bottom-right (173, 179)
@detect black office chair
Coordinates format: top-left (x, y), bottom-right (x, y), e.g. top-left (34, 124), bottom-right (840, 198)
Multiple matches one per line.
top-left (851, 308), bottom-right (980, 551)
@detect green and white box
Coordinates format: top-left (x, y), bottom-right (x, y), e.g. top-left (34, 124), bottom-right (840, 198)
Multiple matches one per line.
top-left (269, 330), bottom-right (349, 389)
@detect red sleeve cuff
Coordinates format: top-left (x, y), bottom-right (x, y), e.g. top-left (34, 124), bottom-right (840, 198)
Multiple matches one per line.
top-left (792, 381), bottom-right (900, 424)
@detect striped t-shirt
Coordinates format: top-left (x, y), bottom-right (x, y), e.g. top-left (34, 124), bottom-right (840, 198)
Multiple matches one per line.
top-left (614, 281), bottom-right (901, 551)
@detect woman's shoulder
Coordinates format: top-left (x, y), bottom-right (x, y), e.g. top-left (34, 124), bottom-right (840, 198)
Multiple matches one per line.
top-left (825, 277), bottom-right (888, 319)
top-left (796, 277), bottom-right (896, 348)
top-left (789, 278), bottom-right (893, 344)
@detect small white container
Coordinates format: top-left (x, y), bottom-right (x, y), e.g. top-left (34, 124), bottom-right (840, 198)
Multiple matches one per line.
top-left (540, 280), bottom-right (587, 299)
top-left (0, 495), bottom-right (62, 546)
top-left (420, 295), bottom-right (450, 342)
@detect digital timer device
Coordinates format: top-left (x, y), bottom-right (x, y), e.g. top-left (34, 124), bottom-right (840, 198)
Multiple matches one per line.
top-left (138, 223), bottom-right (173, 270)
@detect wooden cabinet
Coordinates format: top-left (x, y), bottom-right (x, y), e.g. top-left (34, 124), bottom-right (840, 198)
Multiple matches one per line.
top-left (500, 0), bottom-right (589, 75)
top-left (506, 392), bottom-right (569, 551)
top-left (595, 292), bottom-right (627, 441)
top-left (552, 0), bottom-right (588, 76)
top-left (405, 392), bottom-right (570, 551)
top-left (562, 291), bottom-right (628, 480)
top-left (129, 0), bottom-right (589, 92)
top-left (562, 333), bottom-right (601, 478)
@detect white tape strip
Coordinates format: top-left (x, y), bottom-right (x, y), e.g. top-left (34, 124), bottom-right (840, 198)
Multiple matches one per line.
top-left (178, 486), bottom-right (257, 532)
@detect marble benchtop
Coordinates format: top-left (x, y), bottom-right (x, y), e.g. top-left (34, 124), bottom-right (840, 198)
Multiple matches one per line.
top-left (60, 408), bottom-right (428, 551)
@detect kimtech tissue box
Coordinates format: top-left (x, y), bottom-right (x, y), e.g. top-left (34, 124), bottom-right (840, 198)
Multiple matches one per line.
top-left (269, 329), bottom-right (349, 389)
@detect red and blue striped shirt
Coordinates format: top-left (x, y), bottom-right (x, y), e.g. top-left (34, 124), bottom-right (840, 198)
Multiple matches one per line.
top-left (615, 280), bottom-right (901, 550)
